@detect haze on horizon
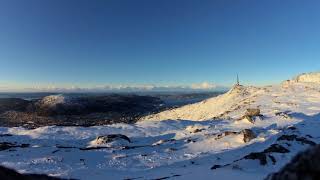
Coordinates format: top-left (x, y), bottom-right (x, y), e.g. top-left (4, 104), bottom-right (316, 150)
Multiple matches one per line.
top-left (0, 0), bottom-right (320, 92)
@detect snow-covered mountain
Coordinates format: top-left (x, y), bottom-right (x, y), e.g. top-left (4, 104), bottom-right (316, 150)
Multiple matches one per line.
top-left (1, 72), bottom-right (320, 180)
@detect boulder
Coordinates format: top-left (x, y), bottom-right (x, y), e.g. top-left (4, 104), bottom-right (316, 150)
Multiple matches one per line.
top-left (90, 134), bottom-right (131, 147)
top-left (242, 129), bottom-right (256, 143)
top-left (245, 108), bottom-right (261, 116)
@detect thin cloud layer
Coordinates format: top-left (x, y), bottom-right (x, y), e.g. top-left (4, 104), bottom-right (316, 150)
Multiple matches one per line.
top-left (3, 82), bottom-right (228, 92)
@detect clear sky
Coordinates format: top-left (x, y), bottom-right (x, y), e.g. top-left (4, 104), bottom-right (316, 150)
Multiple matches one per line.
top-left (0, 0), bottom-right (319, 91)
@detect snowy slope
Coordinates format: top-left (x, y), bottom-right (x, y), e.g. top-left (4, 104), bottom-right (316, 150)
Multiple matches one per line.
top-left (140, 85), bottom-right (264, 121)
top-left (1, 74), bottom-right (320, 179)
top-left (294, 72), bottom-right (320, 83)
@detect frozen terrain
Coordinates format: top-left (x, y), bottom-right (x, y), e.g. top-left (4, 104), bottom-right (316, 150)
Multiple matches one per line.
top-left (1, 73), bottom-right (320, 179)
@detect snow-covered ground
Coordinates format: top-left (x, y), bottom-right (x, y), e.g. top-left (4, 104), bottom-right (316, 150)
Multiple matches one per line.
top-left (1, 73), bottom-right (320, 180)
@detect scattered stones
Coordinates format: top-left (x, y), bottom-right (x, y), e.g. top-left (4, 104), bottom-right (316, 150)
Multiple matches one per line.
top-left (215, 129), bottom-right (256, 143)
top-left (215, 131), bottom-right (238, 140)
top-left (184, 138), bottom-right (197, 143)
top-left (185, 125), bottom-right (205, 133)
top-left (275, 112), bottom-right (291, 119)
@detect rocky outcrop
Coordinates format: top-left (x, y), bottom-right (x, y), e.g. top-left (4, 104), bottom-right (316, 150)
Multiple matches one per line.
top-left (215, 129), bottom-right (256, 143)
top-left (242, 129), bottom-right (257, 143)
top-left (238, 108), bottom-right (263, 124)
top-left (277, 135), bottom-right (316, 146)
top-left (266, 145), bottom-right (320, 180)
top-left (245, 108), bottom-right (261, 117)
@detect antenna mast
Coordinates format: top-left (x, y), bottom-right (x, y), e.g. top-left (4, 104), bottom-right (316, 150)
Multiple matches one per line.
top-left (236, 74), bottom-right (240, 85)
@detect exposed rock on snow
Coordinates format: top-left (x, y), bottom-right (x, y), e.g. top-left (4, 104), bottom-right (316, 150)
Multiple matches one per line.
top-left (89, 134), bottom-right (131, 147)
top-left (245, 108), bottom-right (261, 117)
top-left (214, 129), bottom-right (256, 143)
top-left (232, 144), bottom-right (290, 166)
top-left (185, 124), bottom-right (206, 133)
top-left (266, 145), bottom-right (320, 180)
top-left (277, 135), bottom-right (316, 146)
top-left (242, 129), bottom-right (256, 143)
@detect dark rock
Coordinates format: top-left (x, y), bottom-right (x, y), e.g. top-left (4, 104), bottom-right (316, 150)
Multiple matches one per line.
top-left (211, 165), bottom-right (223, 170)
top-left (287, 126), bottom-right (297, 130)
top-left (215, 131), bottom-right (238, 140)
top-left (242, 129), bottom-right (256, 143)
top-left (275, 112), bottom-right (291, 119)
top-left (277, 135), bottom-right (316, 146)
top-left (243, 144), bottom-right (289, 166)
top-left (95, 134), bottom-right (131, 144)
top-left (263, 144), bottom-right (290, 154)
top-left (244, 152), bottom-right (267, 165)
top-left (0, 134), bottom-right (13, 137)
top-left (268, 155), bottom-right (276, 165)
top-left (0, 142), bottom-right (30, 151)
top-left (266, 145), bottom-right (320, 180)
top-left (0, 165), bottom-right (64, 180)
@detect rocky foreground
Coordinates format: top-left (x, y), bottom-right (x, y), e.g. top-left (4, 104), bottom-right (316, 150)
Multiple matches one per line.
top-left (0, 72), bottom-right (320, 179)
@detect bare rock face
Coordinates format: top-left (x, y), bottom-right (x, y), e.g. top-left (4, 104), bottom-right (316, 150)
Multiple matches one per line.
top-left (266, 145), bottom-right (320, 180)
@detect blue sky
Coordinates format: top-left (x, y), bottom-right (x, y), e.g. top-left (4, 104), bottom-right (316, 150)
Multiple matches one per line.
top-left (0, 0), bottom-right (319, 91)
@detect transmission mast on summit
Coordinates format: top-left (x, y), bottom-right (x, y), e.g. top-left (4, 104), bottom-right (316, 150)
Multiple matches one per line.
top-left (236, 74), bottom-right (240, 85)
